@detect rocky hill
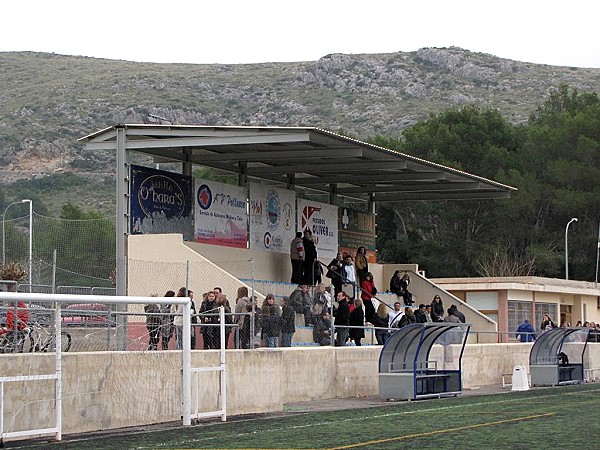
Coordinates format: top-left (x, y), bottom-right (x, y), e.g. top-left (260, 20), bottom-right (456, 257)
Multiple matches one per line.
top-left (1, 47), bottom-right (599, 187)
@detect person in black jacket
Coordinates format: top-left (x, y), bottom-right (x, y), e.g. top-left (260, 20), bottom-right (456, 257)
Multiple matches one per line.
top-left (389, 271), bottom-right (413, 305)
top-left (334, 291), bottom-right (350, 346)
top-left (313, 310), bottom-right (332, 346)
top-left (448, 304), bottom-right (466, 323)
top-left (327, 252), bottom-right (344, 296)
top-left (349, 298), bottom-right (365, 346)
top-left (302, 229), bottom-right (318, 285)
top-left (414, 304), bottom-right (428, 323)
top-left (280, 296), bottom-right (295, 347)
top-left (431, 295), bottom-right (445, 322)
top-left (398, 307), bottom-right (417, 328)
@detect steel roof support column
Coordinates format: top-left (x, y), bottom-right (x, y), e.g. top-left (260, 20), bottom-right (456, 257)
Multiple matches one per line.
top-left (182, 148), bottom-right (193, 240)
top-left (115, 126), bottom-right (128, 350)
top-left (329, 184), bottom-right (338, 205)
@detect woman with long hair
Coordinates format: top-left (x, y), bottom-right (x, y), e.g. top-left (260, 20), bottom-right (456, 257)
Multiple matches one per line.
top-left (371, 302), bottom-right (390, 345)
top-left (349, 298), bottom-right (365, 346)
top-left (360, 272), bottom-right (377, 323)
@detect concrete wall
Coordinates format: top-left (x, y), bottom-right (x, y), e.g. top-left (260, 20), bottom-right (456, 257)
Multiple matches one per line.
top-left (3, 343), bottom-right (600, 438)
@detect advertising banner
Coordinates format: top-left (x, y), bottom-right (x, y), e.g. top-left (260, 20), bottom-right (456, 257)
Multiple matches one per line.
top-left (130, 165), bottom-right (193, 239)
top-left (297, 199), bottom-right (338, 260)
top-left (339, 207), bottom-right (377, 262)
top-left (249, 183), bottom-right (295, 253)
top-left (194, 179), bottom-right (248, 248)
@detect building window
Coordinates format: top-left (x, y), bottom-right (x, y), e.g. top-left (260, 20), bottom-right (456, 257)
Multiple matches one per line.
top-left (508, 300), bottom-right (532, 334)
top-left (535, 302), bottom-right (559, 332)
top-left (560, 305), bottom-right (572, 327)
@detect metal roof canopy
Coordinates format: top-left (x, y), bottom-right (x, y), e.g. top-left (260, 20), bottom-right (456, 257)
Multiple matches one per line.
top-left (80, 124), bottom-right (516, 295)
top-left (80, 124), bottom-right (516, 204)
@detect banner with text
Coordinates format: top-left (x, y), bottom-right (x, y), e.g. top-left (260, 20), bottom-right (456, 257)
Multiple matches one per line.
top-left (297, 199), bottom-right (338, 260)
top-left (249, 183), bottom-right (295, 253)
top-left (194, 179), bottom-right (248, 248)
top-left (130, 165), bottom-right (193, 239)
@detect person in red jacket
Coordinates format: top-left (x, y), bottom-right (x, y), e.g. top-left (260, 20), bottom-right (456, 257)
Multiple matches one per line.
top-left (1, 301), bottom-right (30, 336)
top-left (360, 272), bottom-right (377, 323)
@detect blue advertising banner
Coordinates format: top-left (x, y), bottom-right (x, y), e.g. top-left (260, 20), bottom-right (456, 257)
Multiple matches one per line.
top-left (130, 165), bottom-right (193, 239)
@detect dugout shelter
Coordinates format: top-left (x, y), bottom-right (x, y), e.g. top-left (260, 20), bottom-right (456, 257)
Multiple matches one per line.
top-left (378, 322), bottom-right (470, 400)
top-left (529, 327), bottom-right (590, 386)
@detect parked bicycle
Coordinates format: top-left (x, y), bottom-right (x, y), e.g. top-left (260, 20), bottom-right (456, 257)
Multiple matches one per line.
top-left (27, 321), bottom-right (72, 353)
top-left (0, 322), bottom-right (72, 353)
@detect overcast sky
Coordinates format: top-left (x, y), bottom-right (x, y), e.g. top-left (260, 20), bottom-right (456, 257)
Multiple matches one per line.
top-left (2, 0), bottom-right (599, 68)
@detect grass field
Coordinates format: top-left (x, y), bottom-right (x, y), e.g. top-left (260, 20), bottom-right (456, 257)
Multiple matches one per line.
top-left (9, 383), bottom-right (600, 449)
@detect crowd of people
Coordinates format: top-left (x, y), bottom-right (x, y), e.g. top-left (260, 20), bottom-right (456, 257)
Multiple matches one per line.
top-left (515, 314), bottom-right (600, 342)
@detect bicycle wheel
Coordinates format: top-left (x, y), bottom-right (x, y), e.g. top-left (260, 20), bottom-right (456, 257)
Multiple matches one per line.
top-left (61, 332), bottom-right (72, 352)
top-left (22, 333), bottom-right (35, 353)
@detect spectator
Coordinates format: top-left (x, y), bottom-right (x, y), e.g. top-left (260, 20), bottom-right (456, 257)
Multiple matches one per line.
top-left (200, 290), bottom-right (219, 349)
top-left (349, 298), bottom-right (365, 346)
top-left (302, 229), bottom-right (318, 285)
top-left (312, 283), bottom-right (328, 320)
top-left (189, 290), bottom-right (198, 350)
top-left (260, 294), bottom-right (280, 345)
top-left (390, 271), bottom-right (413, 306)
top-left (280, 296), bottom-right (295, 347)
top-left (326, 252), bottom-right (344, 296)
top-left (173, 287), bottom-right (191, 350)
top-left (262, 305), bottom-right (282, 348)
top-left (371, 302), bottom-right (390, 345)
top-left (313, 310), bottom-right (332, 346)
top-left (342, 254), bottom-right (356, 299)
top-left (235, 286), bottom-right (250, 348)
top-left (540, 314), bottom-right (555, 332)
top-left (424, 304), bottom-right (434, 323)
top-left (430, 295), bottom-right (444, 322)
top-left (289, 284), bottom-right (312, 326)
top-left (398, 306), bottom-right (417, 328)
top-left (444, 308), bottom-right (461, 324)
top-left (516, 319), bottom-right (536, 342)
top-left (448, 304), bottom-right (465, 323)
top-left (354, 246), bottom-right (369, 285)
top-left (241, 298), bottom-right (261, 349)
top-left (290, 232), bottom-right (304, 284)
top-left (360, 272), bottom-right (377, 323)
top-left (388, 302), bottom-right (404, 329)
top-left (0, 300), bottom-right (29, 337)
top-left (334, 291), bottom-right (351, 346)
top-left (144, 294), bottom-right (161, 350)
top-left (160, 290), bottom-right (176, 350)
top-left (216, 292), bottom-right (232, 349)
top-left (414, 304), bottom-right (428, 323)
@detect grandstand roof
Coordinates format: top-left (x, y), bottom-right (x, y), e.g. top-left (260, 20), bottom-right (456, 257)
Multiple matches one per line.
top-left (80, 124), bottom-right (516, 203)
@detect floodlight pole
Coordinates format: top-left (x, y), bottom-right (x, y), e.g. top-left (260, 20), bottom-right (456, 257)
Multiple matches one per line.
top-left (565, 217), bottom-right (578, 280)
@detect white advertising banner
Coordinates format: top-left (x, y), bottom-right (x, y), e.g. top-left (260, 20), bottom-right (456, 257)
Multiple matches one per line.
top-left (249, 183), bottom-right (295, 253)
top-left (194, 179), bottom-right (248, 248)
top-left (297, 199), bottom-right (338, 260)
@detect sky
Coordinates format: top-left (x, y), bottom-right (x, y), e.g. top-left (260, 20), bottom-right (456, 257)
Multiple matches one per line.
top-left (1, 0), bottom-right (599, 68)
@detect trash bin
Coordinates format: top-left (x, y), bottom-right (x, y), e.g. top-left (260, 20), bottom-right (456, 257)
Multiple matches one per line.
top-left (511, 365), bottom-right (529, 391)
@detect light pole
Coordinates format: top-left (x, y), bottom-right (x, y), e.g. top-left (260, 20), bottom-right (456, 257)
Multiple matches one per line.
top-left (565, 217), bottom-right (578, 280)
top-left (2, 199), bottom-right (29, 265)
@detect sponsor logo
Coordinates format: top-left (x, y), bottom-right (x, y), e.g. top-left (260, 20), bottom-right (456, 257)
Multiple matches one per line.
top-left (138, 174), bottom-right (186, 218)
top-left (263, 232), bottom-right (272, 248)
top-left (266, 190), bottom-right (281, 231)
top-left (197, 184), bottom-right (213, 210)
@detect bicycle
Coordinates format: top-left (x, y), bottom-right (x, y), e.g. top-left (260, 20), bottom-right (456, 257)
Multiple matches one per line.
top-left (0, 329), bottom-right (29, 353)
top-left (27, 321), bottom-right (72, 353)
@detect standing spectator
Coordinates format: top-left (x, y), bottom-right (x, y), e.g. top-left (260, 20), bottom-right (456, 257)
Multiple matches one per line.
top-left (173, 287), bottom-right (192, 350)
top-left (160, 290), bottom-right (176, 350)
top-left (200, 290), bottom-right (219, 349)
top-left (516, 318), bottom-right (536, 342)
top-left (313, 310), bottom-right (332, 346)
top-left (430, 295), bottom-right (445, 322)
top-left (360, 272), bottom-right (377, 323)
top-left (189, 290), bottom-right (197, 350)
top-left (414, 304), bottom-right (428, 323)
top-left (235, 286), bottom-right (250, 348)
top-left (302, 229), bottom-right (318, 285)
top-left (354, 246), bottom-right (369, 285)
top-left (540, 314), bottom-right (555, 332)
top-left (342, 254), bottom-right (356, 299)
top-left (216, 292), bottom-right (232, 349)
top-left (144, 294), bottom-right (161, 351)
top-left (334, 291), bottom-right (350, 346)
top-left (290, 232), bottom-right (304, 284)
top-left (262, 305), bottom-right (282, 348)
top-left (326, 252), bottom-right (344, 296)
top-left (260, 294), bottom-right (280, 345)
top-left (448, 304), bottom-right (466, 323)
top-left (280, 296), bottom-right (295, 347)
top-left (371, 303), bottom-right (390, 345)
top-left (349, 298), bottom-right (365, 346)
